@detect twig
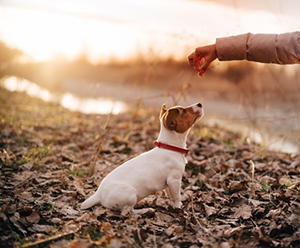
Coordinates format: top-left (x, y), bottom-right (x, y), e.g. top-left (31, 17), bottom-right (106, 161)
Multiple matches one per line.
top-left (125, 236), bottom-right (141, 248)
top-left (89, 112), bottom-right (112, 175)
top-left (20, 225), bottom-right (82, 248)
top-left (190, 197), bottom-right (217, 238)
top-left (250, 218), bottom-right (263, 239)
top-left (250, 160), bottom-right (255, 184)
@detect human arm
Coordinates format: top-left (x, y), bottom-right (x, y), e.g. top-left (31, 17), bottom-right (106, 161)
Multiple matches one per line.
top-left (188, 31), bottom-right (300, 77)
top-left (216, 32), bottom-right (300, 64)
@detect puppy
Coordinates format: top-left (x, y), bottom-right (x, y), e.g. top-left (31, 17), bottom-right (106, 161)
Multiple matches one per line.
top-left (81, 103), bottom-right (203, 213)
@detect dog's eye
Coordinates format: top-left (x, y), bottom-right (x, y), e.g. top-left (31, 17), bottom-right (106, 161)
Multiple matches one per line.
top-left (182, 109), bottom-right (187, 114)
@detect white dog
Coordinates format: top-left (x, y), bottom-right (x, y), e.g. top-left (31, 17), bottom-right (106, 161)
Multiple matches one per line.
top-left (81, 103), bottom-right (203, 213)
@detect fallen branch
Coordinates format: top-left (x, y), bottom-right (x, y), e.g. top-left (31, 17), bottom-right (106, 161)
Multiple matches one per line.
top-left (20, 225), bottom-right (82, 248)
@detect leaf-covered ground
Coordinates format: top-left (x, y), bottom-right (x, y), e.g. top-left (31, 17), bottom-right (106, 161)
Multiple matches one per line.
top-left (0, 89), bottom-right (300, 248)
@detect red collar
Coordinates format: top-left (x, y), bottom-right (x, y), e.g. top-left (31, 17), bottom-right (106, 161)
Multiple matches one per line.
top-left (154, 141), bottom-right (189, 155)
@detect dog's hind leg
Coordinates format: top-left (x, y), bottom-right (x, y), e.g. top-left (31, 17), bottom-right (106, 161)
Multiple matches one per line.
top-left (121, 206), bottom-right (155, 217)
top-left (132, 208), bottom-right (155, 215)
top-left (102, 184), bottom-right (138, 211)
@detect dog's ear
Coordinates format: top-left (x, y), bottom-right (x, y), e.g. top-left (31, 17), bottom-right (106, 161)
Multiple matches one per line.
top-left (159, 103), bottom-right (167, 119)
top-left (163, 108), bottom-right (179, 131)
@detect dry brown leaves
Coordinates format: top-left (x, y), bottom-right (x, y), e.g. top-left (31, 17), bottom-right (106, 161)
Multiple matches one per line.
top-left (0, 90), bottom-right (300, 247)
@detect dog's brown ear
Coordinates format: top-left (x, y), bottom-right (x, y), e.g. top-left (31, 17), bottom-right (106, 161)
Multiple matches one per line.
top-left (160, 103), bottom-right (167, 119)
top-left (163, 108), bottom-right (179, 131)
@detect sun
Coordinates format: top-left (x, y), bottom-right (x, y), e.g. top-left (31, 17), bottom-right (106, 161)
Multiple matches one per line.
top-left (1, 6), bottom-right (85, 61)
top-left (0, 2), bottom-right (141, 62)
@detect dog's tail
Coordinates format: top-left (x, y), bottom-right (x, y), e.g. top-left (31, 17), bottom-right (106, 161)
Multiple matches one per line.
top-left (81, 194), bottom-right (101, 210)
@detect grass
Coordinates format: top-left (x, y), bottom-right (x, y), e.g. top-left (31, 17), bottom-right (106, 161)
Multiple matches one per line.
top-left (70, 167), bottom-right (92, 177)
top-left (28, 146), bottom-right (53, 159)
top-left (85, 225), bottom-right (104, 241)
top-left (9, 226), bottom-right (24, 245)
top-left (15, 157), bottom-right (34, 167)
top-left (13, 146), bottom-right (53, 167)
top-left (262, 181), bottom-right (272, 193)
top-left (41, 202), bottom-right (54, 211)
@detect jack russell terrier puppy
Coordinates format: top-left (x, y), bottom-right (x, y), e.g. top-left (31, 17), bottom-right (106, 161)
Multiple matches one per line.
top-left (81, 103), bottom-right (203, 213)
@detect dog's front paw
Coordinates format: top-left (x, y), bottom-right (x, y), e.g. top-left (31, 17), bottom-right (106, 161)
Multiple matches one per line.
top-left (171, 201), bottom-right (182, 209)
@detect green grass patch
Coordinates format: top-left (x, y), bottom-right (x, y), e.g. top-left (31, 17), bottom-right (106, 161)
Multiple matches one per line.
top-left (14, 146), bottom-right (53, 167)
top-left (70, 165), bottom-right (94, 177)
top-left (262, 181), bottom-right (272, 193)
top-left (85, 225), bottom-right (104, 241)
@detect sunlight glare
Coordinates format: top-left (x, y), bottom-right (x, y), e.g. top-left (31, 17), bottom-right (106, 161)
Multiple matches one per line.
top-left (2, 77), bottom-right (54, 101)
top-left (60, 93), bottom-right (127, 115)
top-left (1, 77), bottom-right (128, 115)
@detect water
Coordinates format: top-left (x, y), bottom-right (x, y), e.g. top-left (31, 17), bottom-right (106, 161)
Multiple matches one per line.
top-left (206, 117), bottom-right (299, 154)
top-left (1, 77), bottom-right (127, 115)
top-left (1, 76), bottom-right (299, 154)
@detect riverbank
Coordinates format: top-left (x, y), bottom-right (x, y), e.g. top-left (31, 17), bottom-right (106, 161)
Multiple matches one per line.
top-left (0, 88), bottom-right (299, 247)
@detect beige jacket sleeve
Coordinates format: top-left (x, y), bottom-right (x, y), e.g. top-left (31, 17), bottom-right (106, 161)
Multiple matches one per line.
top-left (216, 32), bottom-right (300, 64)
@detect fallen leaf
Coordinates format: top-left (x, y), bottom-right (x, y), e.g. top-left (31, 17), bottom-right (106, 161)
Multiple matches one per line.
top-left (233, 205), bottom-right (252, 219)
top-left (229, 181), bottom-right (244, 191)
top-left (204, 204), bottom-right (217, 216)
top-left (26, 212), bottom-right (40, 224)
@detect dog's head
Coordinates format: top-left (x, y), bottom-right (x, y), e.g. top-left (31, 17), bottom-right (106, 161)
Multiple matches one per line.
top-left (160, 103), bottom-right (203, 133)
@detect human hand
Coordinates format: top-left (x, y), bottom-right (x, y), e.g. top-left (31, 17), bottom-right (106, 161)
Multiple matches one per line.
top-left (188, 44), bottom-right (217, 77)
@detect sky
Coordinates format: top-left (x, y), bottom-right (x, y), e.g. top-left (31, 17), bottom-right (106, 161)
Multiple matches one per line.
top-left (0, 0), bottom-right (299, 63)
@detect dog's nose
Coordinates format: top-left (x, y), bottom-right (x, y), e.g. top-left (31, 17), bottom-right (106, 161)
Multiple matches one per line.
top-left (197, 103), bottom-right (202, 108)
